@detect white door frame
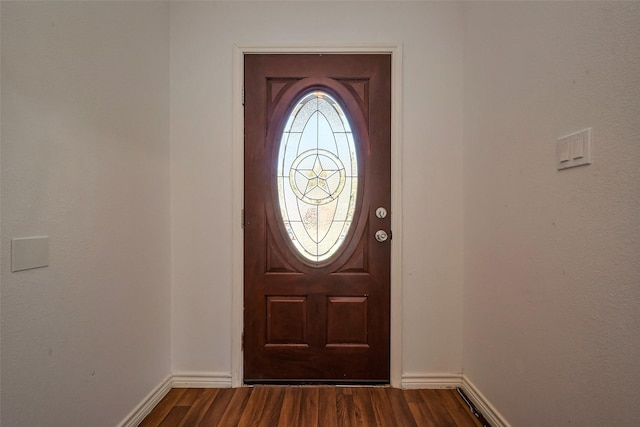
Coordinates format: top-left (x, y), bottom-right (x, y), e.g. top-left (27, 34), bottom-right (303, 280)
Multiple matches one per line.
top-left (231, 44), bottom-right (403, 387)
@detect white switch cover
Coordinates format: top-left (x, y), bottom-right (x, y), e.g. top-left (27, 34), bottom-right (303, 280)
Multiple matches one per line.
top-left (11, 236), bottom-right (49, 272)
top-left (559, 141), bottom-right (571, 163)
top-left (557, 128), bottom-right (591, 170)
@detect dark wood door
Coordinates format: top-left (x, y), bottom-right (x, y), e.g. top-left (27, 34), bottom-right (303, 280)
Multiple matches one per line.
top-left (244, 54), bottom-right (391, 382)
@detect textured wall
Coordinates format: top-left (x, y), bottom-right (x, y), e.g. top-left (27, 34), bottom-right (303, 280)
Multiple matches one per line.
top-left (7, 2), bottom-right (634, 425)
top-left (170, 1), bottom-right (465, 378)
top-left (463, 2), bottom-right (640, 425)
top-left (1, 2), bottom-right (171, 425)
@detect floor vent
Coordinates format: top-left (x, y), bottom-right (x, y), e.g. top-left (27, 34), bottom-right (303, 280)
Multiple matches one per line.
top-left (457, 387), bottom-right (492, 427)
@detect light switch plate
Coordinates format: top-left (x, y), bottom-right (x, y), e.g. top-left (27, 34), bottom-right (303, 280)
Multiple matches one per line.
top-left (11, 236), bottom-right (49, 272)
top-left (557, 128), bottom-right (591, 170)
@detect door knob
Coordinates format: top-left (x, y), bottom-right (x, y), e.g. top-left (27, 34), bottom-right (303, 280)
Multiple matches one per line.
top-left (375, 230), bottom-right (388, 242)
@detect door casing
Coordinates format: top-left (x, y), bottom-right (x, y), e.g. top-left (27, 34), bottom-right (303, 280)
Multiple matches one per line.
top-left (231, 44), bottom-right (403, 387)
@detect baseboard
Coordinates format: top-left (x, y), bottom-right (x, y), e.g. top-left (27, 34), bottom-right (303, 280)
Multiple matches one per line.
top-left (117, 375), bottom-right (172, 427)
top-left (401, 373), bottom-right (463, 389)
top-left (461, 375), bottom-right (511, 427)
top-left (118, 372), bottom-right (232, 426)
top-left (171, 371), bottom-right (233, 388)
top-left (123, 372), bottom-right (505, 427)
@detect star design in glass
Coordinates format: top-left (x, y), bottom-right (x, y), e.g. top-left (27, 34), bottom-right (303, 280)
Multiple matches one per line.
top-left (295, 155), bottom-right (340, 200)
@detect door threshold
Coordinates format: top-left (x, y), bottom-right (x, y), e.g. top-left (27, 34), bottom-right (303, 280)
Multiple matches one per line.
top-left (244, 380), bottom-right (389, 386)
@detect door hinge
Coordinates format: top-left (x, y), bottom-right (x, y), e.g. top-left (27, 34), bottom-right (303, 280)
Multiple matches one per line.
top-left (241, 331), bottom-right (245, 351)
top-left (241, 209), bottom-right (245, 228)
top-left (242, 85), bottom-right (245, 106)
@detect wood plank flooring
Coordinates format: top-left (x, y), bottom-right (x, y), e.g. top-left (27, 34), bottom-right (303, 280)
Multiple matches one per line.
top-left (140, 386), bottom-right (486, 427)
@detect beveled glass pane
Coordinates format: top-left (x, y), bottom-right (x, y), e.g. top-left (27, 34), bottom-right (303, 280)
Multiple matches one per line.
top-left (277, 90), bottom-right (358, 264)
top-left (289, 221), bottom-right (314, 256)
top-left (289, 98), bottom-right (316, 132)
top-left (280, 132), bottom-right (301, 175)
top-left (316, 199), bottom-right (338, 242)
top-left (317, 96), bottom-right (345, 133)
top-left (316, 112), bottom-right (338, 152)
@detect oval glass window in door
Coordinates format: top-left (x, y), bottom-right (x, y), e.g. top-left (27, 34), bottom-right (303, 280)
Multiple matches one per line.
top-left (276, 91), bottom-right (358, 264)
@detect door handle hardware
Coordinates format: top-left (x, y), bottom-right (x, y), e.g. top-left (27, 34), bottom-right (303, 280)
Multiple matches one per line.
top-left (375, 230), bottom-right (388, 243)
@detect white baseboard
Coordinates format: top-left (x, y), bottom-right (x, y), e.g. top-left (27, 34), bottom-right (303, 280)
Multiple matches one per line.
top-left (461, 375), bottom-right (510, 427)
top-left (117, 375), bottom-right (172, 427)
top-left (401, 373), bottom-right (463, 389)
top-left (121, 372), bottom-right (509, 427)
top-left (171, 371), bottom-right (233, 388)
top-left (118, 372), bottom-right (232, 426)
top-left (402, 373), bottom-right (511, 426)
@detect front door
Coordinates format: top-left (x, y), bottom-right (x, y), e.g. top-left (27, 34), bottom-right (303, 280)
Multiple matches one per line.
top-left (244, 54), bottom-right (391, 382)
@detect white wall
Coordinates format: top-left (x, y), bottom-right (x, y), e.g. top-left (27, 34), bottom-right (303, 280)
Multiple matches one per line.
top-left (170, 1), bottom-right (465, 378)
top-left (463, 2), bottom-right (640, 426)
top-left (10, 2), bottom-right (637, 425)
top-left (1, 2), bottom-right (171, 426)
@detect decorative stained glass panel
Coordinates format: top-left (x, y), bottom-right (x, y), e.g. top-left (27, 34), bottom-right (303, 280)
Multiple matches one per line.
top-left (277, 91), bottom-right (358, 263)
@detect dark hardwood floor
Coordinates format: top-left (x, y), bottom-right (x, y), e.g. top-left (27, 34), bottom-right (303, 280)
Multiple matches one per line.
top-left (140, 386), bottom-right (486, 426)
